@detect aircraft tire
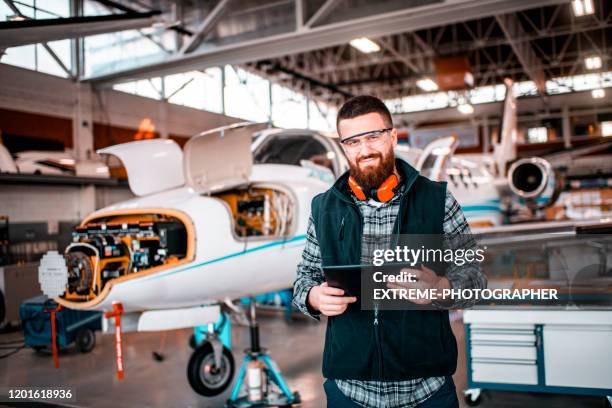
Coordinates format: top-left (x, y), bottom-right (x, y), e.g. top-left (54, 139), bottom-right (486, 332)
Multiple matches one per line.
top-left (187, 342), bottom-right (235, 396)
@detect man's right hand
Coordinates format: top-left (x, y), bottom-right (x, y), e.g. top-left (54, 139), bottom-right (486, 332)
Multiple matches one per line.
top-left (307, 282), bottom-right (357, 317)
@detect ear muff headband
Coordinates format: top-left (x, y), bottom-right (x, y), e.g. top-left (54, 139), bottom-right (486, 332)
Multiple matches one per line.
top-left (348, 174), bottom-right (399, 203)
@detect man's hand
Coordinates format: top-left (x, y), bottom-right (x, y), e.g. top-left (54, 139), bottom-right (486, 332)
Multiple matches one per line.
top-left (308, 282), bottom-right (357, 316)
top-left (387, 265), bottom-right (451, 305)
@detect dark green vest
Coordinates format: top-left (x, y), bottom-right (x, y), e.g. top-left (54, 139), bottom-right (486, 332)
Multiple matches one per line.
top-left (311, 159), bottom-right (457, 380)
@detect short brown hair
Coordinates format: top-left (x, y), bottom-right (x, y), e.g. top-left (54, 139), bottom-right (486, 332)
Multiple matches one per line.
top-left (336, 95), bottom-right (393, 132)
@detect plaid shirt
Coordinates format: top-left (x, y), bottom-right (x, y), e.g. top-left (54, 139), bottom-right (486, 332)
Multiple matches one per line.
top-left (292, 178), bottom-right (486, 408)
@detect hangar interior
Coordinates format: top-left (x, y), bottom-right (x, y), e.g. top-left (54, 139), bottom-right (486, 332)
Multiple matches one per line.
top-left (0, 0), bottom-right (611, 407)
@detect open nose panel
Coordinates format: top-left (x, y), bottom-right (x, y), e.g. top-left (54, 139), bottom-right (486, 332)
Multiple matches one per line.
top-left (184, 122), bottom-right (263, 194)
top-left (98, 139), bottom-right (184, 196)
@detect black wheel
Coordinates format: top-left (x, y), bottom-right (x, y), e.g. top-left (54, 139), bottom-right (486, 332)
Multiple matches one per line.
top-left (464, 392), bottom-right (482, 406)
top-left (187, 342), bottom-right (234, 396)
top-left (75, 328), bottom-right (96, 353)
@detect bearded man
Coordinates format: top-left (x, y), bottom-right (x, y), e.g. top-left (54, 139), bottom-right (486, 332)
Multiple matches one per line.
top-left (292, 95), bottom-right (486, 408)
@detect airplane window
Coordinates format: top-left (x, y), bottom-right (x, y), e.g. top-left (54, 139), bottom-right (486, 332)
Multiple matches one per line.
top-left (254, 135), bottom-right (332, 170)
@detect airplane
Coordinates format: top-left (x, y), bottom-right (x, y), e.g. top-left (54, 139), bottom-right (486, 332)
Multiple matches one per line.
top-left (37, 122), bottom-right (328, 401)
top-left (0, 145), bottom-right (110, 178)
top-left (400, 78), bottom-right (612, 224)
top-left (34, 120), bottom-right (502, 404)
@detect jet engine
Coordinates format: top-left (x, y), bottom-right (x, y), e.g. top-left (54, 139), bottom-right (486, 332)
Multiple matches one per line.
top-left (507, 157), bottom-right (558, 207)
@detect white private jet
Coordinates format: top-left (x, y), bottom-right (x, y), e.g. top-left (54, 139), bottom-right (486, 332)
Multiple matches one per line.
top-left (38, 122), bottom-right (328, 401)
top-left (0, 147), bottom-right (110, 178)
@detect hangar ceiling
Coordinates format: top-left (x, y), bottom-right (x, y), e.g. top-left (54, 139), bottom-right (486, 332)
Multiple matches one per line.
top-left (2, 0), bottom-right (610, 107)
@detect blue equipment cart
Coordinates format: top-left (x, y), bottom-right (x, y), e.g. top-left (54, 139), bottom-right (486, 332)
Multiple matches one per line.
top-left (19, 295), bottom-right (102, 353)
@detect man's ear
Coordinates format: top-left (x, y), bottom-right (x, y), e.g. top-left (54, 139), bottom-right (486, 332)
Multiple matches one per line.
top-left (390, 128), bottom-right (398, 147)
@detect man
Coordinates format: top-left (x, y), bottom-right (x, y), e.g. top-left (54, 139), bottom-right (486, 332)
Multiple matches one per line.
top-left (293, 95), bottom-right (486, 407)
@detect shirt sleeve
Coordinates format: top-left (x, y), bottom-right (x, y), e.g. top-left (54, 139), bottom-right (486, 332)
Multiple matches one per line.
top-left (440, 189), bottom-right (488, 308)
top-left (292, 214), bottom-right (325, 320)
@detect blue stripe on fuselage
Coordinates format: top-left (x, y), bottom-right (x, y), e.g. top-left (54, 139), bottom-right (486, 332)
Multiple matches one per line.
top-left (123, 234), bottom-right (307, 285)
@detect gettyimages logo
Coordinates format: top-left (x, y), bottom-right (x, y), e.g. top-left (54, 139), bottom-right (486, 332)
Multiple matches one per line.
top-left (372, 246), bottom-right (486, 267)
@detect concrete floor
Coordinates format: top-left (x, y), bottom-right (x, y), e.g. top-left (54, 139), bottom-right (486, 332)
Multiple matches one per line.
top-left (0, 309), bottom-right (605, 408)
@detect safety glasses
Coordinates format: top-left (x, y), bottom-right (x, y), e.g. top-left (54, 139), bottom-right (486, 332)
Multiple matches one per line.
top-left (339, 128), bottom-right (393, 150)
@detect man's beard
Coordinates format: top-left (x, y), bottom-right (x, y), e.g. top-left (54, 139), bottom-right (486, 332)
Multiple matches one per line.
top-left (349, 148), bottom-right (395, 192)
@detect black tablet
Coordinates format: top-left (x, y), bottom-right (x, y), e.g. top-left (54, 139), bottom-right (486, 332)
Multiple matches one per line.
top-left (323, 263), bottom-right (417, 298)
top-left (322, 264), bottom-right (362, 297)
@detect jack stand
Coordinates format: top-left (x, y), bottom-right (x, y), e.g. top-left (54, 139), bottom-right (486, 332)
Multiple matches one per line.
top-left (226, 299), bottom-right (300, 407)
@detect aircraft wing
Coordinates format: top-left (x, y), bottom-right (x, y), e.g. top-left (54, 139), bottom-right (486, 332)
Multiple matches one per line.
top-left (542, 139), bottom-right (612, 168)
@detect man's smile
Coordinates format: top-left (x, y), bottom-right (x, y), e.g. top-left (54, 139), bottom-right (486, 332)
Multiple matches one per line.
top-left (358, 156), bottom-right (381, 167)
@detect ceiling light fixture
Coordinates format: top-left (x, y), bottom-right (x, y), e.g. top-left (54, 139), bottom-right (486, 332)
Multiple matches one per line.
top-left (602, 121), bottom-right (612, 137)
top-left (416, 78), bottom-right (439, 92)
top-left (457, 103), bottom-right (474, 115)
top-left (349, 38), bottom-right (380, 54)
top-left (591, 88), bottom-right (605, 99)
top-left (572, 0), bottom-right (594, 16)
top-left (584, 56), bottom-right (602, 70)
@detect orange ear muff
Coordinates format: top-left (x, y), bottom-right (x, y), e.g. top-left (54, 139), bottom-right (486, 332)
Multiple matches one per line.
top-left (348, 174), bottom-right (398, 202)
top-left (376, 174), bottom-right (399, 203)
top-left (348, 176), bottom-right (367, 200)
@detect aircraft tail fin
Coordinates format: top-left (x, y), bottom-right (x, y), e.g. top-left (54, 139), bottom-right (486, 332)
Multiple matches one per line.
top-left (493, 78), bottom-right (517, 176)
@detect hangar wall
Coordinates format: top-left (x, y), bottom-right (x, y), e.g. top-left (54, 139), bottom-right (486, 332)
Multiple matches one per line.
top-left (0, 64), bottom-right (240, 152)
top-left (0, 64), bottom-right (243, 262)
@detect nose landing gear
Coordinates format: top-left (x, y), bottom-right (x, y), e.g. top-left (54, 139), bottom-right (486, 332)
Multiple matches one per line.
top-left (186, 301), bottom-right (300, 407)
top-left (188, 312), bottom-right (235, 396)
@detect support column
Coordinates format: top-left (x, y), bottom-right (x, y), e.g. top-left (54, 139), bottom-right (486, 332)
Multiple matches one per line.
top-left (72, 82), bottom-right (94, 160)
top-left (482, 117), bottom-right (490, 153)
top-left (268, 80), bottom-right (273, 125)
top-left (158, 101), bottom-right (169, 139)
top-left (305, 84), bottom-right (311, 129)
top-left (221, 67), bottom-right (226, 115)
top-left (78, 185), bottom-right (96, 218)
top-left (562, 105), bottom-right (571, 149)
top-left (70, 0), bottom-right (84, 79)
